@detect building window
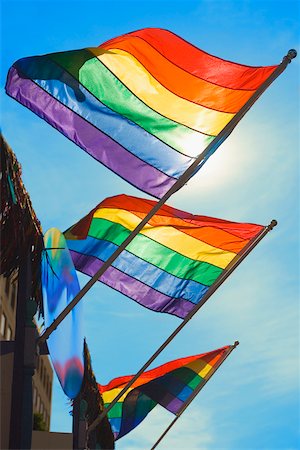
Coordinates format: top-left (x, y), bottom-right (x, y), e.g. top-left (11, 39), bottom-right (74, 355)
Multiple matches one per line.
top-left (11, 283), bottom-right (16, 310)
top-left (40, 359), bottom-right (44, 380)
top-left (33, 386), bottom-right (37, 406)
top-left (43, 370), bottom-right (47, 390)
top-left (47, 377), bottom-right (51, 399)
top-left (48, 379), bottom-right (52, 400)
top-left (6, 325), bottom-right (12, 340)
top-left (5, 277), bottom-right (10, 296)
top-left (45, 375), bottom-right (49, 396)
top-left (36, 395), bottom-right (40, 412)
top-left (0, 313), bottom-right (6, 336)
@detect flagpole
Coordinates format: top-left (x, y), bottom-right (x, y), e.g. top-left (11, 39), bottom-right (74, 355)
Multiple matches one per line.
top-left (150, 341), bottom-right (239, 450)
top-left (37, 49), bottom-right (296, 347)
top-left (86, 219), bottom-right (276, 434)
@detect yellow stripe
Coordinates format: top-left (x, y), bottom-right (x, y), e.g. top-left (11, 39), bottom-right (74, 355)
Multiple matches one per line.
top-left (101, 361), bottom-right (214, 403)
top-left (185, 360), bottom-right (213, 378)
top-left (102, 386), bottom-right (135, 404)
top-left (89, 48), bottom-right (234, 136)
top-left (93, 208), bottom-right (236, 269)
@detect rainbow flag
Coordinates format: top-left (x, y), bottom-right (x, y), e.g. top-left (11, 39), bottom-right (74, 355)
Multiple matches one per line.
top-left (99, 345), bottom-right (231, 440)
top-left (5, 28), bottom-right (278, 198)
top-left (64, 194), bottom-right (264, 319)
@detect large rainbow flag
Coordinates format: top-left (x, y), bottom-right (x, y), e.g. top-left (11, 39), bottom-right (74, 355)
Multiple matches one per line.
top-left (64, 194), bottom-right (264, 319)
top-left (99, 345), bottom-right (232, 440)
top-left (5, 28), bottom-right (278, 198)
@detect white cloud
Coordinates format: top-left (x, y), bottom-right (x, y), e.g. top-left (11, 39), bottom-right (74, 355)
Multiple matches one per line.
top-left (120, 405), bottom-right (215, 450)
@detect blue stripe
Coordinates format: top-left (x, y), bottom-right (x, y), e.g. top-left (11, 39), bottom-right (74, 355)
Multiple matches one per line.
top-left (16, 56), bottom-right (194, 179)
top-left (157, 374), bottom-right (194, 402)
top-left (67, 236), bottom-right (208, 304)
top-left (107, 417), bottom-right (121, 435)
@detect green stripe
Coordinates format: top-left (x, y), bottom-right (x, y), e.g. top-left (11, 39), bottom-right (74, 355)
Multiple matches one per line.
top-left (50, 49), bottom-right (214, 155)
top-left (106, 401), bottom-right (123, 419)
top-left (173, 367), bottom-right (205, 390)
top-left (134, 392), bottom-right (157, 418)
top-left (89, 218), bottom-right (222, 286)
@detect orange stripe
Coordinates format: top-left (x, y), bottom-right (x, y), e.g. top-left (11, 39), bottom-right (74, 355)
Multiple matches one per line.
top-left (130, 211), bottom-right (250, 253)
top-left (99, 347), bottom-right (229, 393)
top-left (101, 37), bottom-right (254, 114)
top-left (65, 195), bottom-right (263, 244)
top-left (101, 28), bottom-right (278, 90)
top-left (99, 195), bottom-right (264, 240)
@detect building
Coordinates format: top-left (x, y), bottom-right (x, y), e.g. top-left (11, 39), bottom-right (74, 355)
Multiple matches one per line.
top-left (33, 348), bottom-right (53, 430)
top-left (0, 273), bottom-right (53, 448)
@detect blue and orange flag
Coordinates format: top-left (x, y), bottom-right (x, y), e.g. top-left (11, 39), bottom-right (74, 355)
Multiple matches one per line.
top-left (5, 28), bottom-right (279, 198)
top-left (64, 194), bottom-right (264, 319)
top-left (42, 228), bottom-right (84, 399)
top-left (99, 345), bottom-right (232, 440)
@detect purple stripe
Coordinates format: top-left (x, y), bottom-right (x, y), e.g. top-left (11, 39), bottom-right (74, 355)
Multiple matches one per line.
top-left (164, 396), bottom-right (184, 414)
top-left (70, 251), bottom-right (195, 319)
top-left (5, 66), bottom-right (176, 198)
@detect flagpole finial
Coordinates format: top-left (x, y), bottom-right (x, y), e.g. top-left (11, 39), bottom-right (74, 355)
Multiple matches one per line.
top-left (269, 219), bottom-right (278, 230)
top-left (284, 49), bottom-right (297, 63)
top-left (233, 341), bottom-right (239, 348)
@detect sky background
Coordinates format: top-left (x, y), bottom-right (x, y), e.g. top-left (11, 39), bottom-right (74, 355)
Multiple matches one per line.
top-left (1, 0), bottom-right (299, 449)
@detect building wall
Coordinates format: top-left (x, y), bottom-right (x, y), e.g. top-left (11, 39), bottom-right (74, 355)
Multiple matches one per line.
top-left (33, 354), bottom-right (53, 430)
top-left (0, 273), bottom-right (53, 434)
top-left (32, 431), bottom-right (72, 449)
top-left (0, 272), bottom-right (17, 341)
top-left (0, 348), bottom-right (14, 450)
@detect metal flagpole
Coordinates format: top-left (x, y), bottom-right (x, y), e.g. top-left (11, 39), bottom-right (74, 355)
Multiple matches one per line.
top-left (37, 49), bottom-right (296, 347)
top-left (150, 341), bottom-right (239, 450)
top-left (86, 220), bottom-right (276, 434)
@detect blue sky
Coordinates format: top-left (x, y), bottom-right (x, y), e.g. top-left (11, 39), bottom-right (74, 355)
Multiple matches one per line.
top-left (1, 0), bottom-right (299, 449)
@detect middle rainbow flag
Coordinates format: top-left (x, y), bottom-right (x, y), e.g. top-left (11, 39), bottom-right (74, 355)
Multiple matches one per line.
top-left (65, 194), bottom-right (264, 319)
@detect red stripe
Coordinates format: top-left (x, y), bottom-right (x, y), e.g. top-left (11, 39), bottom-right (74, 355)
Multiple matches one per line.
top-left (100, 37), bottom-right (255, 114)
top-left (98, 346), bottom-right (229, 393)
top-left (101, 28), bottom-right (278, 90)
top-left (64, 194), bottom-right (264, 242)
top-left (98, 195), bottom-right (264, 240)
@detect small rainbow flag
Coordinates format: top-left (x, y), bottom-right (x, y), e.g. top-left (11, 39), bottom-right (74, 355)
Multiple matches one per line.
top-left (99, 345), bottom-right (232, 440)
top-left (64, 194), bottom-right (264, 319)
top-left (5, 28), bottom-right (278, 198)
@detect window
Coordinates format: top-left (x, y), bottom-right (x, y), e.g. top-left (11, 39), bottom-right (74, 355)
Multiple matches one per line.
top-left (45, 375), bottom-right (49, 396)
top-left (40, 359), bottom-right (44, 380)
top-left (48, 379), bottom-right (52, 400)
top-left (6, 326), bottom-right (12, 340)
top-left (36, 395), bottom-right (40, 412)
top-left (11, 283), bottom-right (16, 310)
top-left (43, 370), bottom-right (47, 389)
top-left (0, 313), bottom-right (6, 336)
top-left (33, 386), bottom-right (37, 406)
top-left (47, 378), bottom-right (51, 399)
top-left (5, 277), bottom-right (10, 296)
